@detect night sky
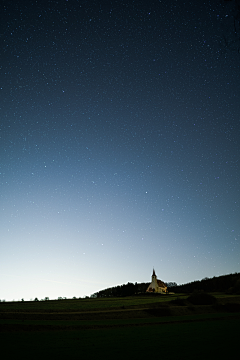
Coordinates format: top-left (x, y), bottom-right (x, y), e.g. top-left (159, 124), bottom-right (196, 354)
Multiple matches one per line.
top-left (1, 0), bottom-right (240, 301)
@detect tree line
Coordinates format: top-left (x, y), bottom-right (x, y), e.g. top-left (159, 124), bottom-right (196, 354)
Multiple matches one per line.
top-left (91, 281), bottom-right (177, 298)
top-left (170, 272), bottom-right (240, 294)
top-left (91, 273), bottom-right (240, 298)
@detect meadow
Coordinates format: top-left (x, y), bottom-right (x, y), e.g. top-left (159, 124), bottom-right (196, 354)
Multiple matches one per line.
top-left (1, 293), bottom-right (239, 359)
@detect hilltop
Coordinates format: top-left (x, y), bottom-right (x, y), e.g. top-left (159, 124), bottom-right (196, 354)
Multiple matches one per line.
top-left (91, 272), bottom-right (240, 298)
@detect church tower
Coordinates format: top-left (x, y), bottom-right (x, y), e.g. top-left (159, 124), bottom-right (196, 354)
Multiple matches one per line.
top-left (151, 268), bottom-right (158, 290)
top-left (152, 268), bottom-right (156, 281)
top-left (146, 268), bottom-right (168, 294)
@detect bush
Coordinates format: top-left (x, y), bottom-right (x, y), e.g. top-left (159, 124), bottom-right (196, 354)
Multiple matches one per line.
top-left (224, 303), bottom-right (240, 312)
top-left (187, 291), bottom-right (216, 305)
top-left (233, 279), bottom-right (240, 294)
top-left (226, 287), bottom-right (234, 294)
top-left (170, 297), bottom-right (186, 306)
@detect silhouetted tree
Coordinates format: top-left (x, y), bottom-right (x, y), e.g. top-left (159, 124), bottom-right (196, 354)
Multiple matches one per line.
top-left (166, 282), bottom-right (177, 288)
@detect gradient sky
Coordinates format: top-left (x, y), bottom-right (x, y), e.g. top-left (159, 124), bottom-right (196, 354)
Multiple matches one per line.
top-left (1, 0), bottom-right (240, 301)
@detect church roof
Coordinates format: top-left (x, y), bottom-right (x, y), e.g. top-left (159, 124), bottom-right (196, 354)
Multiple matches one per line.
top-left (157, 279), bottom-right (167, 288)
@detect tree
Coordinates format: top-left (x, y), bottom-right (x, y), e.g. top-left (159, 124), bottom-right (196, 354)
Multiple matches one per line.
top-left (166, 282), bottom-right (178, 288)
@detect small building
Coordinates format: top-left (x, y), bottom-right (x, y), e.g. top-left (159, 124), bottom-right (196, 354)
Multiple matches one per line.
top-left (146, 269), bottom-right (167, 294)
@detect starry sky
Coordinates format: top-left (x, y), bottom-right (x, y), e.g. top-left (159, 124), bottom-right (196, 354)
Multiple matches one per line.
top-left (1, 0), bottom-right (240, 301)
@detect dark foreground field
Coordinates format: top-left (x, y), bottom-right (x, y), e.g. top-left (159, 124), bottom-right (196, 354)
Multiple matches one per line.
top-left (1, 294), bottom-right (240, 359)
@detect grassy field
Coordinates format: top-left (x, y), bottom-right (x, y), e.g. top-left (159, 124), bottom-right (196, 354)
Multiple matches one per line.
top-left (0, 293), bottom-right (188, 311)
top-left (1, 293), bottom-right (240, 359)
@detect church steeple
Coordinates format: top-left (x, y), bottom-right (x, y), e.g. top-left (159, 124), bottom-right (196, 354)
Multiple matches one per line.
top-left (147, 268), bottom-right (168, 294)
top-left (152, 268), bottom-right (156, 279)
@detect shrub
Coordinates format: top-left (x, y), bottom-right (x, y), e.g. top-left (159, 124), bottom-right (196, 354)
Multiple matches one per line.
top-left (187, 291), bottom-right (216, 305)
top-left (224, 303), bottom-right (240, 312)
top-left (233, 279), bottom-right (240, 294)
top-left (170, 297), bottom-right (186, 306)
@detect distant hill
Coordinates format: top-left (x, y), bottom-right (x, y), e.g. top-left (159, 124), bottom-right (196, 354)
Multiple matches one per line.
top-left (91, 273), bottom-right (240, 298)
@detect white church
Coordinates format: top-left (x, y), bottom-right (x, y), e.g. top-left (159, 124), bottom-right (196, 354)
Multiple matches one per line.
top-left (146, 269), bottom-right (168, 294)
